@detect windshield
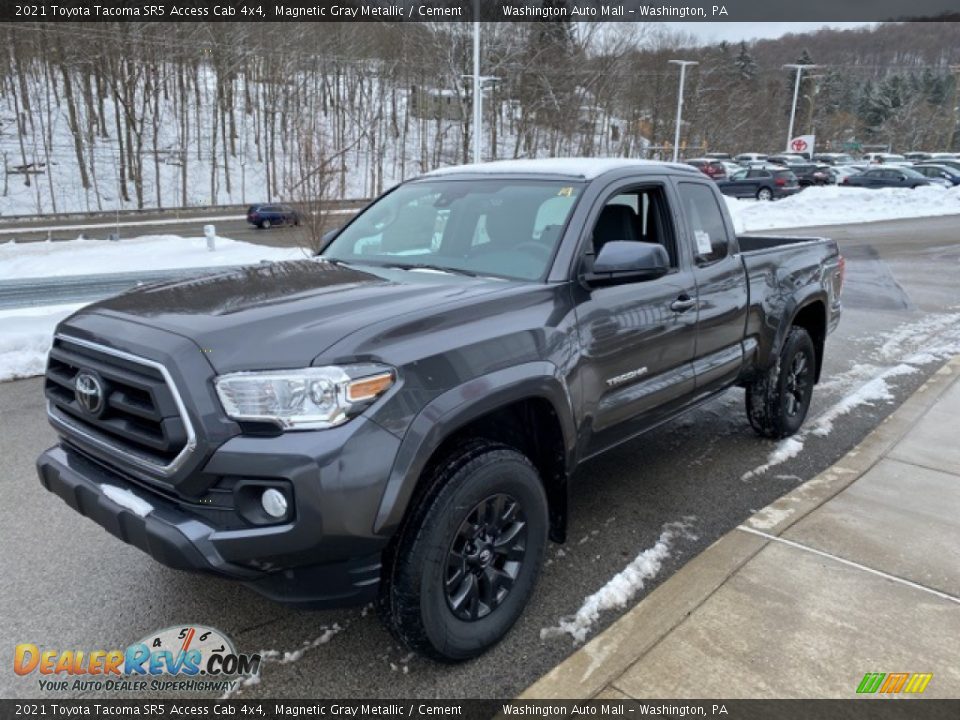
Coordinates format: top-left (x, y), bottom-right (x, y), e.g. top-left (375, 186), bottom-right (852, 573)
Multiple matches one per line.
top-left (322, 179), bottom-right (583, 281)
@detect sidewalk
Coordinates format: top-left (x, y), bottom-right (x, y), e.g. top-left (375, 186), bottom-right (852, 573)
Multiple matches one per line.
top-left (523, 356), bottom-right (960, 699)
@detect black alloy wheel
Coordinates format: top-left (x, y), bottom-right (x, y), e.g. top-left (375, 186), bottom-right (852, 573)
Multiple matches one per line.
top-left (444, 493), bottom-right (527, 621)
top-left (783, 352), bottom-right (812, 419)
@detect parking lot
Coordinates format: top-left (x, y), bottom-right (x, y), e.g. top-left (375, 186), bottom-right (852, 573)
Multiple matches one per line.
top-left (2, 215), bottom-right (959, 700)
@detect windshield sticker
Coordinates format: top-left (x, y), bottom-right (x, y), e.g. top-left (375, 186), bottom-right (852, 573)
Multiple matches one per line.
top-left (557, 186), bottom-right (574, 197)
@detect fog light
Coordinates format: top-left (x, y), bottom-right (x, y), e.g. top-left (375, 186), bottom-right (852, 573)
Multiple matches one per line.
top-left (261, 488), bottom-right (288, 519)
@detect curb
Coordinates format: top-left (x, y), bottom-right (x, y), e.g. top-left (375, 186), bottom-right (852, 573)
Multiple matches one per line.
top-left (520, 355), bottom-right (960, 700)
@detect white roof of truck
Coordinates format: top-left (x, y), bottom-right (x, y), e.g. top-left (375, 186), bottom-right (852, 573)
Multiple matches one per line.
top-left (422, 157), bottom-right (694, 180)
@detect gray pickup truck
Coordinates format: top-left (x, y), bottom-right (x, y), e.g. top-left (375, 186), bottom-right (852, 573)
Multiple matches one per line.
top-left (37, 159), bottom-right (843, 661)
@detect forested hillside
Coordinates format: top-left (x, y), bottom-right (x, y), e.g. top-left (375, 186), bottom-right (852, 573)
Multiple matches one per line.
top-left (1, 21), bottom-right (958, 216)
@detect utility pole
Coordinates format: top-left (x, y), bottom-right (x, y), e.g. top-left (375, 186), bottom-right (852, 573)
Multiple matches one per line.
top-left (784, 63), bottom-right (818, 151)
top-left (668, 60), bottom-right (698, 163)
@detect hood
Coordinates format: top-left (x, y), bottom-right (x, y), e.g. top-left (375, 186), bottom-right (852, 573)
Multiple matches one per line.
top-left (77, 259), bottom-right (514, 372)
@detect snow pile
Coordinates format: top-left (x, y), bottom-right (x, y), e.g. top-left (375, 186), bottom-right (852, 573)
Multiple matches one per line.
top-left (0, 303), bottom-right (85, 382)
top-left (541, 519), bottom-right (696, 644)
top-left (725, 184), bottom-right (960, 233)
top-left (0, 234), bottom-right (306, 280)
top-left (0, 235), bottom-right (308, 383)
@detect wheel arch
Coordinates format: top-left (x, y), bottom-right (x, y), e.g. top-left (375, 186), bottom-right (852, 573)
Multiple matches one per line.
top-left (373, 362), bottom-right (577, 543)
top-left (784, 296), bottom-right (828, 383)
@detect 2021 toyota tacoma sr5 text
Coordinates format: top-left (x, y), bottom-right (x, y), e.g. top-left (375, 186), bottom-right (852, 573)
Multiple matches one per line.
top-left (37, 158), bottom-right (843, 661)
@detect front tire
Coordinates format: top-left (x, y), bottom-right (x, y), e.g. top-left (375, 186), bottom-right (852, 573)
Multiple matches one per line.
top-left (746, 326), bottom-right (816, 439)
top-left (261, 219), bottom-right (272, 229)
top-left (378, 441), bottom-right (548, 662)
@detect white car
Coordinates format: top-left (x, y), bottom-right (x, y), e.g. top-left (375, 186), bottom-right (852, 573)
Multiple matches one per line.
top-left (863, 152), bottom-right (908, 165)
top-left (734, 153), bottom-right (768, 165)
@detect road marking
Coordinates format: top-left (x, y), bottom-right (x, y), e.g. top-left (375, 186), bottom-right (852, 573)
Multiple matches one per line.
top-left (737, 525), bottom-right (960, 605)
top-left (0, 208), bottom-right (358, 236)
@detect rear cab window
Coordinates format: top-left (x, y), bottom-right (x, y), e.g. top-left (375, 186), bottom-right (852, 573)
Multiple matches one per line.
top-left (677, 182), bottom-right (730, 264)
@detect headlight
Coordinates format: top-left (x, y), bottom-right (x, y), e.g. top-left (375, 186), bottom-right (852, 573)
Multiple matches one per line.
top-left (214, 365), bottom-right (395, 430)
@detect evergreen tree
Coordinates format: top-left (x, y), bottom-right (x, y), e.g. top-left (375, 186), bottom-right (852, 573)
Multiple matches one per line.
top-left (734, 41), bottom-right (756, 80)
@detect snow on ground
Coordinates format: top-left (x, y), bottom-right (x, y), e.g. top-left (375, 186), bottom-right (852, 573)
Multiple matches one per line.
top-left (725, 184), bottom-right (960, 233)
top-left (741, 309), bottom-right (960, 481)
top-left (0, 235), bottom-right (307, 382)
top-left (0, 234), bottom-right (306, 280)
top-left (219, 624), bottom-right (343, 700)
top-left (541, 519), bottom-right (696, 644)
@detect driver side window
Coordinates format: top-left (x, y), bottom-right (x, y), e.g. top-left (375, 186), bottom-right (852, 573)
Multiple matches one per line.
top-left (590, 186), bottom-right (678, 269)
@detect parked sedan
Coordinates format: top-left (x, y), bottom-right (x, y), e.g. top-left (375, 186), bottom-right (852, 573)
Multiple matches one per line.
top-left (841, 167), bottom-right (932, 189)
top-left (922, 158), bottom-right (960, 174)
top-left (717, 167), bottom-right (801, 200)
top-left (246, 204), bottom-right (300, 229)
top-left (912, 164), bottom-right (960, 187)
top-left (685, 158), bottom-right (728, 180)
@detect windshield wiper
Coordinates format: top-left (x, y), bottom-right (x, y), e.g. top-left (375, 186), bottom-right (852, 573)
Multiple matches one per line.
top-left (380, 262), bottom-right (480, 278)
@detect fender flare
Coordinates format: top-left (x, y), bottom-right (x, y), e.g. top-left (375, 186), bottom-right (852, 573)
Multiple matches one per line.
top-left (372, 361), bottom-right (577, 535)
top-left (769, 291), bottom-right (828, 371)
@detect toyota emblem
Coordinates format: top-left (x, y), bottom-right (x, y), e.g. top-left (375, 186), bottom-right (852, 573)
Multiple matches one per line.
top-left (75, 372), bottom-right (105, 415)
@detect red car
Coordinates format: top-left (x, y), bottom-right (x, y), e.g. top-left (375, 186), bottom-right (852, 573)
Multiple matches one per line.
top-left (685, 158), bottom-right (728, 180)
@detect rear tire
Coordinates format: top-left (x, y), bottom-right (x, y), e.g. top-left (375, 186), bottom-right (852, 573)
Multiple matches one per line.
top-left (757, 187), bottom-right (773, 201)
top-left (261, 219), bottom-right (272, 229)
top-left (378, 440), bottom-right (548, 662)
top-left (745, 326), bottom-right (816, 439)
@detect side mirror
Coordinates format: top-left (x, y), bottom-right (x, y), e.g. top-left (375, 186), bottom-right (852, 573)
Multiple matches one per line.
top-left (321, 228), bottom-right (340, 245)
top-left (587, 241), bottom-right (670, 285)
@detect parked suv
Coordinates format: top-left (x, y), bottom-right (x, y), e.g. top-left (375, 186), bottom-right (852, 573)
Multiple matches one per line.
top-left (717, 167), bottom-right (802, 200)
top-left (247, 204), bottom-right (300, 229)
top-left (38, 159), bottom-right (842, 662)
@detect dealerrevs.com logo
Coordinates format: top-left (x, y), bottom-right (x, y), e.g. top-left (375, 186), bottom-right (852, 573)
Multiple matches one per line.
top-left (14, 625), bottom-right (261, 694)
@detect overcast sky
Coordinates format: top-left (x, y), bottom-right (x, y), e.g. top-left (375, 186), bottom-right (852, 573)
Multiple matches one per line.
top-left (671, 22), bottom-right (876, 45)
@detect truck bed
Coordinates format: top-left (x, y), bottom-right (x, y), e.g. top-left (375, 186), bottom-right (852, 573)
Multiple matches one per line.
top-left (737, 234), bottom-right (832, 254)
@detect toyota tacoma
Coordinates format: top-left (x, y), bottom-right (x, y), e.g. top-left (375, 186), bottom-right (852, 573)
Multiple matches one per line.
top-left (37, 158), bottom-right (843, 661)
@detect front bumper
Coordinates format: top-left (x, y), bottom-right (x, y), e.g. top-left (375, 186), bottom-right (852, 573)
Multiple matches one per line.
top-left (37, 415), bottom-right (401, 608)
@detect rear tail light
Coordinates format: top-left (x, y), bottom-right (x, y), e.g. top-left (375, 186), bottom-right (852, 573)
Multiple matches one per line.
top-left (775, 178), bottom-right (786, 187)
top-left (837, 256), bottom-right (846, 295)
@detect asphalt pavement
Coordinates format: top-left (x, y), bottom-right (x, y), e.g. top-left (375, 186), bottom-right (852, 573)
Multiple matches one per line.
top-left (1, 214), bottom-right (959, 700)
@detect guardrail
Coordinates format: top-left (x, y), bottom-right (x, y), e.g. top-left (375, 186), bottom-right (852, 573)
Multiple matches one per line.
top-left (0, 198), bottom-right (371, 225)
top-left (0, 266), bottom-right (248, 310)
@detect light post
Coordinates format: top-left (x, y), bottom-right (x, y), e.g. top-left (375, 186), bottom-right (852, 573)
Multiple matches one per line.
top-left (784, 63), bottom-right (818, 151)
top-left (668, 60), bottom-right (698, 163)
top-left (473, 5), bottom-right (481, 163)
top-left (463, 4), bottom-right (498, 165)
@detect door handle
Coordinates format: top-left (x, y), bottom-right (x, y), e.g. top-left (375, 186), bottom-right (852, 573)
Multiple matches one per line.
top-left (671, 296), bottom-right (697, 313)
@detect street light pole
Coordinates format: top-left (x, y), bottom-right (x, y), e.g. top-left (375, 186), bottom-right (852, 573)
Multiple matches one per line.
top-left (784, 63), bottom-right (817, 151)
top-left (472, 0), bottom-right (481, 163)
top-left (668, 60), bottom-right (698, 163)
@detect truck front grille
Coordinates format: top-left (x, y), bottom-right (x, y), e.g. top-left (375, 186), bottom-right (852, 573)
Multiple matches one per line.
top-left (44, 335), bottom-right (196, 475)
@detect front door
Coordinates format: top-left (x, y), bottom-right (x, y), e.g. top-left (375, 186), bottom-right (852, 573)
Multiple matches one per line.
top-left (574, 181), bottom-right (699, 457)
